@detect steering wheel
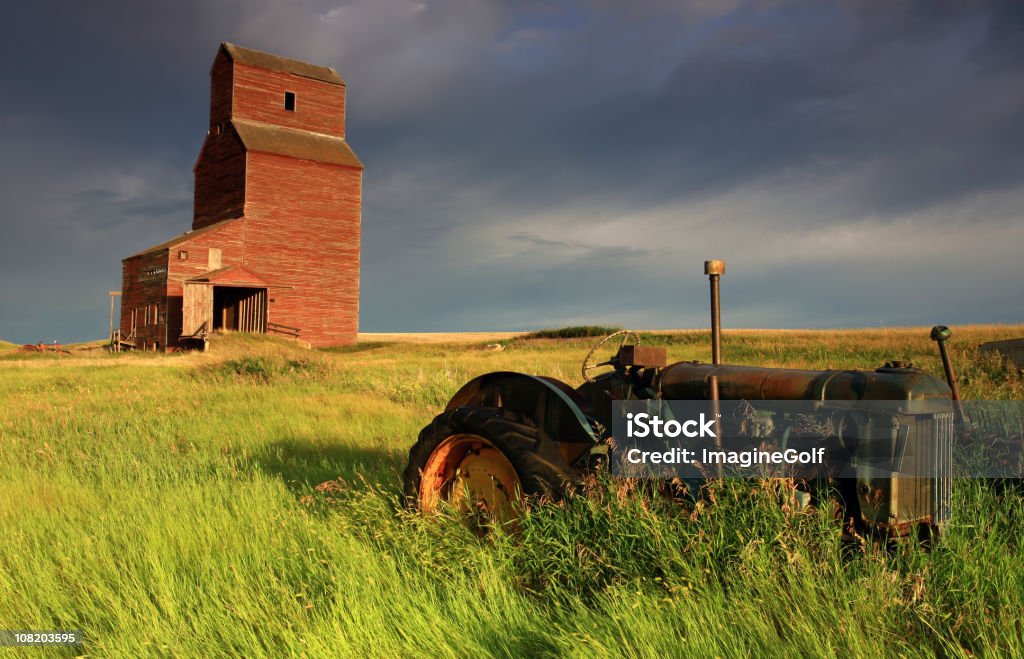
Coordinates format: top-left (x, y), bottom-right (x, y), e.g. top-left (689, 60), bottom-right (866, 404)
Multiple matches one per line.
top-left (582, 330), bottom-right (641, 383)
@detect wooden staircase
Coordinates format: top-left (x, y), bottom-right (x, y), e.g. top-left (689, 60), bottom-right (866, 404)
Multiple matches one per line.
top-left (110, 328), bottom-right (136, 352)
top-left (179, 321), bottom-right (210, 351)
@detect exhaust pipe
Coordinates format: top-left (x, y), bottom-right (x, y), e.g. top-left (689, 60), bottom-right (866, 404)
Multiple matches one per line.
top-left (705, 260), bottom-right (725, 365)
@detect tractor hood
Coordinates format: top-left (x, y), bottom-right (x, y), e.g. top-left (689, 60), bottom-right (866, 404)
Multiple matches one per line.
top-left (656, 362), bottom-right (952, 406)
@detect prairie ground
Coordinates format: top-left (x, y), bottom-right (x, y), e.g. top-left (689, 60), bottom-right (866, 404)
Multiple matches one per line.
top-left (1, 326), bottom-right (1023, 657)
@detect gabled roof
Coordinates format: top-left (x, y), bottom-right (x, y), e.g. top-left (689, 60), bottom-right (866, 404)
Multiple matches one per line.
top-left (221, 42), bottom-right (344, 86)
top-left (233, 119), bottom-right (364, 169)
top-left (124, 217), bottom-right (244, 260)
top-left (186, 265), bottom-right (273, 287)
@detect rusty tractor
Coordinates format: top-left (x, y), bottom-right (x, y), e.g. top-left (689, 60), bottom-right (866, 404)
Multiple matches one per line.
top-left (403, 260), bottom-right (959, 538)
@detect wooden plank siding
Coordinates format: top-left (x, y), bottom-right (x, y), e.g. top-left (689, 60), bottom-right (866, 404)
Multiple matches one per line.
top-left (230, 62), bottom-right (345, 138)
top-left (193, 125), bottom-right (247, 230)
top-left (208, 49), bottom-right (234, 129)
top-left (243, 152), bottom-right (361, 346)
top-left (182, 283), bottom-right (213, 336)
top-left (165, 220), bottom-right (247, 341)
top-left (119, 251), bottom-right (169, 350)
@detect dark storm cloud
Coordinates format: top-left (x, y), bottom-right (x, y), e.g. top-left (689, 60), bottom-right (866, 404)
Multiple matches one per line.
top-left (407, 0), bottom-right (1023, 218)
top-left (0, 0), bottom-right (1021, 341)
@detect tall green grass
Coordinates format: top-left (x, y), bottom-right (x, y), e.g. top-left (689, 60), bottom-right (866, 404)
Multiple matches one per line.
top-left (1, 328), bottom-right (1023, 656)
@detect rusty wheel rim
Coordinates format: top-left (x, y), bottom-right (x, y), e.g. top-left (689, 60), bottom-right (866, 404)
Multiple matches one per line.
top-left (419, 434), bottom-right (522, 526)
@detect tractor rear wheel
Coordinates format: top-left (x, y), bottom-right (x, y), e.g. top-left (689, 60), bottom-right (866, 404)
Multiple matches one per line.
top-left (403, 407), bottom-right (572, 528)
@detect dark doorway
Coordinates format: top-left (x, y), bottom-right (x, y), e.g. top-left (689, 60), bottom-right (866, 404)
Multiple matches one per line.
top-left (213, 286), bottom-right (267, 333)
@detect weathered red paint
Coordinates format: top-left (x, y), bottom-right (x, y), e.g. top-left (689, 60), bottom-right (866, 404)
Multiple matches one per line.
top-left (120, 43), bottom-right (363, 350)
top-left (231, 62), bottom-right (346, 137)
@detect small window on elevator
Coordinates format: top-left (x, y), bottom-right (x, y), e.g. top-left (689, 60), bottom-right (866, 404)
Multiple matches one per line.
top-left (284, 91), bottom-right (296, 111)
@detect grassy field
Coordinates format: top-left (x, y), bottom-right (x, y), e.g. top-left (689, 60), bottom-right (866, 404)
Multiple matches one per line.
top-left (1, 326), bottom-right (1023, 657)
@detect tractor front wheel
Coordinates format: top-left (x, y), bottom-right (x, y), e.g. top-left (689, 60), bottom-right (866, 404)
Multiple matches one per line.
top-left (403, 407), bottom-right (572, 528)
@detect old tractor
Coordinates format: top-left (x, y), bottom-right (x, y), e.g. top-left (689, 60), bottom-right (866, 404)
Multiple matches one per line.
top-left (403, 260), bottom-right (958, 538)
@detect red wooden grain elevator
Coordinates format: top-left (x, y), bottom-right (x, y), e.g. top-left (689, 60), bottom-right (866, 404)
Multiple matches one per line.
top-left (118, 43), bottom-right (363, 351)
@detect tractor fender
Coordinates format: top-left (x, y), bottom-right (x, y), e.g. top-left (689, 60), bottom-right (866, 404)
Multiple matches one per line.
top-left (444, 371), bottom-right (600, 446)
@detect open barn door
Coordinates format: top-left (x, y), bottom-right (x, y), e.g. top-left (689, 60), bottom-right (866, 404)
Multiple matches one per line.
top-left (213, 286), bottom-right (267, 333)
top-left (182, 283), bottom-right (213, 338)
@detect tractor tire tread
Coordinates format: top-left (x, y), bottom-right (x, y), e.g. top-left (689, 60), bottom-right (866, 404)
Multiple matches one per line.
top-left (403, 406), bottom-right (573, 510)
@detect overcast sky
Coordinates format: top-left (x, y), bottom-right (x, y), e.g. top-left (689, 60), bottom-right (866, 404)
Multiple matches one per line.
top-left (0, 0), bottom-right (1021, 343)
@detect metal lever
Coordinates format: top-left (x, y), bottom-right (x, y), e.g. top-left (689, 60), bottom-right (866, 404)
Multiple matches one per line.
top-left (930, 325), bottom-right (964, 428)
